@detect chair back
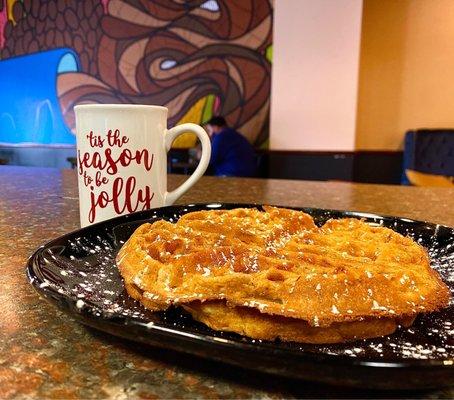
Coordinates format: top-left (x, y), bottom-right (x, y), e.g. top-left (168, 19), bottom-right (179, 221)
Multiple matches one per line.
top-left (402, 129), bottom-right (454, 186)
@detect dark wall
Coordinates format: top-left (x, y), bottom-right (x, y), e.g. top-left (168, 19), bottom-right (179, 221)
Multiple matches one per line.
top-left (258, 151), bottom-right (404, 184)
top-left (0, 145), bottom-right (76, 168)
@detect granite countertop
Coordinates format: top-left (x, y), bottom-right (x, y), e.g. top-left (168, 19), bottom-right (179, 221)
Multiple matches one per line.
top-left (1, 166), bottom-right (453, 399)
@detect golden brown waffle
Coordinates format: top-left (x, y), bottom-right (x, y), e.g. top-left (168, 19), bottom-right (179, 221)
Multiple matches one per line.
top-left (116, 206), bottom-right (450, 342)
top-left (183, 301), bottom-right (416, 344)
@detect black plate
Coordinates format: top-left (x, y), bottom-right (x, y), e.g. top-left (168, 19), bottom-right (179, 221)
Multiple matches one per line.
top-left (26, 203), bottom-right (454, 390)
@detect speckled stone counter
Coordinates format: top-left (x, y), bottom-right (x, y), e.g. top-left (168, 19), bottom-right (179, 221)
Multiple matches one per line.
top-left (1, 166), bottom-right (453, 399)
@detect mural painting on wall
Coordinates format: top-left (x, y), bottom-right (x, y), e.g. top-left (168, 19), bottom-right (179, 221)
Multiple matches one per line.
top-left (0, 0), bottom-right (272, 147)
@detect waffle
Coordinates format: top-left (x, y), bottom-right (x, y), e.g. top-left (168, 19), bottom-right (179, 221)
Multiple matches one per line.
top-left (183, 301), bottom-right (416, 344)
top-left (116, 206), bottom-right (450, 342)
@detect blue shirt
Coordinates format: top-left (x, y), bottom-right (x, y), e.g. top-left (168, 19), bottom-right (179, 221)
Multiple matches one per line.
top-left (209, 128), bottom-right (257, 177)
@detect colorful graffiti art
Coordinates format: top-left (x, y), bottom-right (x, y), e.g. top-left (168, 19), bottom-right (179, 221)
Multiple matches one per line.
top-left (0, 0), bottom-right (273, 147)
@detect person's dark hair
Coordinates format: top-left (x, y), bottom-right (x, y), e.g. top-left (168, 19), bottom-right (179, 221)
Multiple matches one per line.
top-left (205, 116), bottom-right (226, 127)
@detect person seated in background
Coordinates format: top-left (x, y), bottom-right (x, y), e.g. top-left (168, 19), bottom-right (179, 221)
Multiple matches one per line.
top-left (204, 116), bottom-right (257, 177)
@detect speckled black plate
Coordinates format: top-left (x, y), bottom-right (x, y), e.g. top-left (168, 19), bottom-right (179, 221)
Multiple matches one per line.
top-left (26, 203), bottom-right (454, 390)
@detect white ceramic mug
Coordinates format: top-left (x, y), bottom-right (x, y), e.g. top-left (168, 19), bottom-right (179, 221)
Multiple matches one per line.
top-left (74, 104), bottom-right (211, 227)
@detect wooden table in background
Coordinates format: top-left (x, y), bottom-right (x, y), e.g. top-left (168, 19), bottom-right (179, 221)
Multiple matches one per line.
top-left (1, 166), bottom-right (453, 399)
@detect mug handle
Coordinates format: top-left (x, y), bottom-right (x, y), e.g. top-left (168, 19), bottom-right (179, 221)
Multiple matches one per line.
top-left (164, 123), bottom-right (211, 206)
